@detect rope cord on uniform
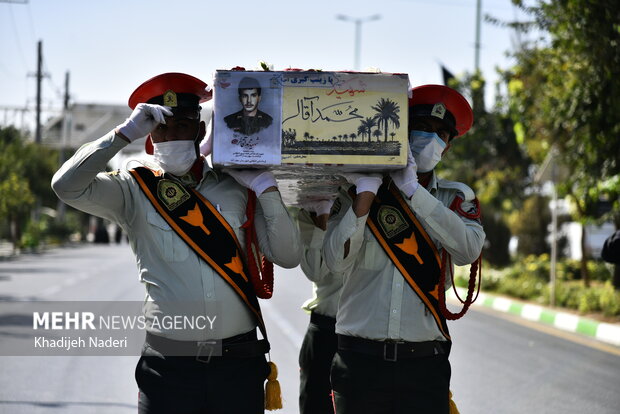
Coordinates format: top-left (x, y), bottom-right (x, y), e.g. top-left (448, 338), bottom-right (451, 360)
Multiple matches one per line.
top-left (438, 251), bottom-right (482, 320)
top-left (241, 189), bottom-right (274, 299)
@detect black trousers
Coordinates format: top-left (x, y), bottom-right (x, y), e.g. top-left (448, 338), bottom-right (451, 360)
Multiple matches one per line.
top-left (136, 342), bottom-right (270, 414)
top-left (299, 312), bottom-right (338, 414)
top-left (330, 349), bottom-right (451, 414)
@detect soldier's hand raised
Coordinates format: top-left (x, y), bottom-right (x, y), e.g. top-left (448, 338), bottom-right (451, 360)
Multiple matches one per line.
top-left (116, 103), bottom-right (173, 142)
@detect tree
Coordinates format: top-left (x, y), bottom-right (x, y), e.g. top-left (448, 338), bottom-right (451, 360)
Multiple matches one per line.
top-left (505, 0), bottom-right (620, 286)
top-left (0, 173), bottom-right (35, 250)
top-left (509, 194), bottom-right (552, 256)
top-left (357, 125), bottom-right (366, 141)
top-left (359, 117), bottom-right (377, 142)
top-left (371, 98), bottom-right (401, 142)
top-left (0, 126), bottom-right (58, 250)
top-left (439, 72), bottom-right (531, 267)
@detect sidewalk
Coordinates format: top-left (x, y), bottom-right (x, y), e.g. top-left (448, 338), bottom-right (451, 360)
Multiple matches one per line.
top-left (449, 287), bottom-right (620, 347)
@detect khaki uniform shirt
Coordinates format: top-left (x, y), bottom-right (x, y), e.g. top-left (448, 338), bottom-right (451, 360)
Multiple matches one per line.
top-left (323, 173), bottom-right (485, 342)
top-left (291, 208), bottom-right (344, 319)
top-left (51, 131), bottom-right (301, 340)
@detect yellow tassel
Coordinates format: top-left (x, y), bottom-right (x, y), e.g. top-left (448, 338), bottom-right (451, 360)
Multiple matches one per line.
top-left (449, 390), bottom-right (460, 414)
top-left (265, 361), bottom-right (283, 411)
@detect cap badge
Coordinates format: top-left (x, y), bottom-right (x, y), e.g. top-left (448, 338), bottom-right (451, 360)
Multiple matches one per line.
top-left (163, 90), bottom-right (178, 107)
top-left (431, 103), bottom-right (446, 119)
top-left (377, 205), bottom-right (408, 239)
top-left (157, 179), bottom-right (189, 210)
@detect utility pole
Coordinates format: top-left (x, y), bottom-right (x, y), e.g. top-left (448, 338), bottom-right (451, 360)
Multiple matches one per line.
top-left (27, 40), bottom-right (50, 143)
top-left (474, 0), bottom-right (482, 73)
top-left (26, 40), bottom-right (49, 143)
top-left (336, 14), bottom-right (382, 71)
top-left (56, 70), bottom-right (71, 223)
top-left (35, 40), bottom-right (43, 143)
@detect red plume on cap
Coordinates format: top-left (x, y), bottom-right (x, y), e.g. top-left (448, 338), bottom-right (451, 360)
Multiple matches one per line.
top-left (127, 72), bottom-right (211, 154)
top-left (409, 84), bottom-right (473, 137)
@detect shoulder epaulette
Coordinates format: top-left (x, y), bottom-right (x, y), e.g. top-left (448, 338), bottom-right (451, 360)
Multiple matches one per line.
top-left (437, 179), bottom-right (475, 201)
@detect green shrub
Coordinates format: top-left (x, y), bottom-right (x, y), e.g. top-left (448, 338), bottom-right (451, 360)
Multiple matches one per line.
top-left (599, 282), bottom-right (620, 317)
top-left (556, 259), bottom-right (581, 281)
top-left (496, 272), bottom-right (546, 301)
top-left (453, 254), bottom-right (620, 317)
top-left (578, 288), bottom-right (601, 314)
top-left (19, 220), bottom-right (41, 250)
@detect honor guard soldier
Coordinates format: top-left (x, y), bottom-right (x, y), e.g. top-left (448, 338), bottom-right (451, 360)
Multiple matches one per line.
top-left (293, 199), bottom-right (343, 414)
top-left (224, 76), bottom-right (273, 136)
top-left (52, 72), bottom-right (301, 413)
top-left (323, 84), bottom-right (486, 414)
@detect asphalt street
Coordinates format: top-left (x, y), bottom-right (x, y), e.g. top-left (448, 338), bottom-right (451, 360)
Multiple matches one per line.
top-left (0, 243), bottom-right (619, 414)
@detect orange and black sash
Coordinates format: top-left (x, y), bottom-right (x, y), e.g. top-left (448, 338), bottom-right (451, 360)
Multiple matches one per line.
top-left (129, 167), bottom-right (269, 340)
top-left (366, 180), bottom-right (451, 341)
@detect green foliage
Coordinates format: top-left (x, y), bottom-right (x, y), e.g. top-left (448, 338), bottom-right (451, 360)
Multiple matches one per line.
top-left (508, 194), bottom-right (551, 256)
top-left (0, 172), bottom-right (35, 218)
top-left (505, 0), bottom-right (620, 226)
top-left (0, 126), bottom-right (60, 246)
top-left (599, 282), bottom-right (620, 316)
top-left (0, 126), bottom-right (58, 207)
top-left (480, 208), bottom-right (512, 267)
top-left (498, 272), bottom-right (546, 301)
top-left (553, 282), bottom-right (584, 309)
top-left (439, 72), bottom-right (532, 267)
top-left (457, 255), bottom-right (619, 316)
top-left (578, 288), bottom-right (601, 314)
top-left (20, 220), bottom-right (42, 250)
top-left (18, 211), bottom-right (83, 250)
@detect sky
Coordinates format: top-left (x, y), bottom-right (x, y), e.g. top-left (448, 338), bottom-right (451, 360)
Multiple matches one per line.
top-left (0, 0), bottom-right (531, 129)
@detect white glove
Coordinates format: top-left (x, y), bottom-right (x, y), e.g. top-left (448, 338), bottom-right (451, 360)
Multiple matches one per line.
top-left (342, 172), bottom-right (383, 195)
top-left (117, 103), bottom-right (173, 142)
top-left (223, 168), bottom-right (277, 196)
top-left (199, 120), bottom-right (213, 156)
top-left (390, 150), bottom-right (419, 198)
top-left (301, 199), bottom-right (334, 216)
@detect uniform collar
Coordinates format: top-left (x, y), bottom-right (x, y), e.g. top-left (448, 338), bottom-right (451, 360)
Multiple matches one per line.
top-left (424, 170), bottom-right (439, 194)
top-left (168, 157), bottom-right (217, 187)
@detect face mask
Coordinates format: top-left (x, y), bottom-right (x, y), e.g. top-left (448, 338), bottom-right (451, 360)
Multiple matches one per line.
top-left (152, 140), bottom-right (197, 176)
top-left (409, 130), bottom-right (447, 173)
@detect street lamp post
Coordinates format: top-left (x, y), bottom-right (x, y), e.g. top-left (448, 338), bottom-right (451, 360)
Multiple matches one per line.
top-left (336, 14), bottom-right (381, 71)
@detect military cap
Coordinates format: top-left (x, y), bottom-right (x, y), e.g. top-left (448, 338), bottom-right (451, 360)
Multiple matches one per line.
top-left (408, 84), bottom-right (473, 137)
top-left (127, 72), bottom-right (211, 154)
top-left (128, 72), bottom-right (212, 119)
top-left (238, 76), bottom-right (261, 91)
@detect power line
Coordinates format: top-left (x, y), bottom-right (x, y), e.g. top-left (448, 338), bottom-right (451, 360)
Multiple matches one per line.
top-left (6, 2), bottom-right (29, 70)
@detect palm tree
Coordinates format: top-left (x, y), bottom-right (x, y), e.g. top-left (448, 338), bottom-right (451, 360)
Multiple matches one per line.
top-left (357, 125), bottom-right (366, 142)
top-left (350, 132), bottom-right (357, 142)
top-left (371, 98), bottom-right (401, 142)
top-left (359, 117), bottom-right (377, 142)
top-left (373, 129), bottom-right (382, 141)
top-left (390, 132), bottom-right (396, 141)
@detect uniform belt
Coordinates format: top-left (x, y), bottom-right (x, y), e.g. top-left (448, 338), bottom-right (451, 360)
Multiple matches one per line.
top-left (337, 334), bottom-right (450, 362)
top-left (310, 312), bottom-right (337, 331)
top-left (145, 331), bottom-right (270, 363)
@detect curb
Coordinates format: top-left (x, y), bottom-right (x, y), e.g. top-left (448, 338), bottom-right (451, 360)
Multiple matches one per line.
top-left (448, 288), bottom-right (620, 347)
